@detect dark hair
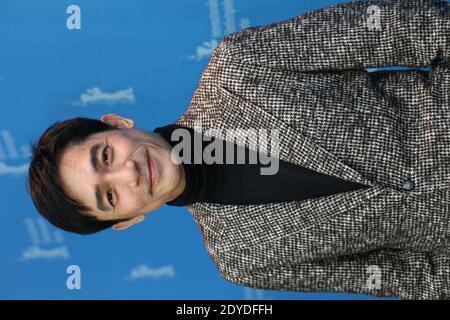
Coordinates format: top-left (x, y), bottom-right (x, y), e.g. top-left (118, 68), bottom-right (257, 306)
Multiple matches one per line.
top-left (26, 117), bottom-right (130, 235)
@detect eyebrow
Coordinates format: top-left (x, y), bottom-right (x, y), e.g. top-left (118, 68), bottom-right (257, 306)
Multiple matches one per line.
top-left (89, 143), bottom-right (112, 212)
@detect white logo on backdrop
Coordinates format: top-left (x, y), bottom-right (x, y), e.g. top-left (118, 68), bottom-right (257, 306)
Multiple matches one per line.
top-left (71, 86), bottom-right (136, 106)
top-left (20, 217), bottom-right (70, 261)
top-left (125, 263), bottom-right (176, 281)
top-left (243, 287), bottom-right (274, 300)
top-left (0, 130), bottom-right (31, 176)
top-left (186, 0), bottom-right (250, 61)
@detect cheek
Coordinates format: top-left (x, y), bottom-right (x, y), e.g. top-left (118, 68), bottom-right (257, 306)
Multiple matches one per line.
top-left (114, 139), bottom-right (137, 156)
top-left (120, 189), bottom-right (146, 212)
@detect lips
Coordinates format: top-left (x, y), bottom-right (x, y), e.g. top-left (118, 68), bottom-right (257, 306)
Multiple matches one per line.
top-left (146, 150), bottom-right (153, 194)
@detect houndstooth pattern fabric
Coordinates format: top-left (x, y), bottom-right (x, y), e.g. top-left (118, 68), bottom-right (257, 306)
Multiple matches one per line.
top-left (173, 0), bottom-right (450, 299)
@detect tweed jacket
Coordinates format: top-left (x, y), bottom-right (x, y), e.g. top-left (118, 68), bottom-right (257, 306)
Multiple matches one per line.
top-left (173, 0), bottom-right (450, 299)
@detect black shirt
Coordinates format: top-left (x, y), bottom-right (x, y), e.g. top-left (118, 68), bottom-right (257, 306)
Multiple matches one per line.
top-left (153, 124), bottom-right (370, 206)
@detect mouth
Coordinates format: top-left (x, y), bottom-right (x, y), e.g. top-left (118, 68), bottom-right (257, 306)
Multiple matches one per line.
top-left (146, 149), bottom-right (154, 195)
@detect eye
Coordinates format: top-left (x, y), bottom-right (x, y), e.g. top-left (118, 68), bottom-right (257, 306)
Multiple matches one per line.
top-left (107, 187), bottom-right (115, 207)
top-left (102, 145), bottom-right (111, 166)
top-left (103, 143), bottom-right (115, 208)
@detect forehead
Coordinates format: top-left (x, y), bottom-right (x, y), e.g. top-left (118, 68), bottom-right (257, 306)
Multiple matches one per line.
top-left (59, 129), bottom-right (126, 169)
top-left (60, 132), bottom-right (105, 165)
top-left (57, 132), bottom-right (107, 213)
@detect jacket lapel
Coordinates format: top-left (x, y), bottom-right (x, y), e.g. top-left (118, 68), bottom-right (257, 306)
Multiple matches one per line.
top-left (212, 84), bottom-right (376, 187)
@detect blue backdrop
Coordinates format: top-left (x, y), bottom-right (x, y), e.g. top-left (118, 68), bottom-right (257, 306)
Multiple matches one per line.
top-left (0, 0), bottom-right (406, 299)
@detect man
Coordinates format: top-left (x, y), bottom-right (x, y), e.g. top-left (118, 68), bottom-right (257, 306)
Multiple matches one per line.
top-left (27, 0), bottom-right (450, 299)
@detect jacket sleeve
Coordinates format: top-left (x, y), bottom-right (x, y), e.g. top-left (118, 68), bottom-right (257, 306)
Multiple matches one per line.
top-left (222, 0), bottom-right (450, 72)
top-left (221, 248), bottom-right (450, 300)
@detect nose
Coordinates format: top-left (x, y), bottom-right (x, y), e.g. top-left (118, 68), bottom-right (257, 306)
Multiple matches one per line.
top-left (104, 158), bottom-right (141, 189)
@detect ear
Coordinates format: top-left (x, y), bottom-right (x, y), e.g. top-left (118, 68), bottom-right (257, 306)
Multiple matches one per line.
top-left (112, 215), bottom-right (145, 231)
top-left (100, 113), bottom-right (135, 129)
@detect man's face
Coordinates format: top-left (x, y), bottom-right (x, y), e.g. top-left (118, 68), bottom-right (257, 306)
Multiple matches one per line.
top-left (58, 114), bottom-right (185, 230)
